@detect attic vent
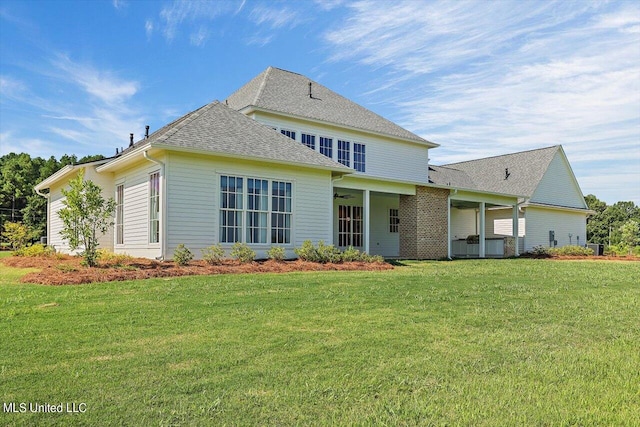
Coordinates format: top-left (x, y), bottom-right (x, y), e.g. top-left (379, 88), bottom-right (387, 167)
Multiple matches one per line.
top-left (308, 82), bottom-right (312, 98)
top-left (145, 125), bottom-right (150, 139)
top-left (505, 168), bottom-right (511, 180)
top-left (129, 133), bottom-right (134, 147)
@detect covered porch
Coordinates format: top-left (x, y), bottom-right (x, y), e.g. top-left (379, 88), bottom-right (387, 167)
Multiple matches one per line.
top-left (449, 190), bottom-right (521, 258)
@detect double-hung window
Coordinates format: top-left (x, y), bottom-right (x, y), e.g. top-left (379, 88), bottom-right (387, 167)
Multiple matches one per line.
top-left (116, 184), bottom-right (124, 244)
top-left (338, 140), bottom-right (350, 167)
top-left (149, 172), bottom-right (160, 244)
top-left (281, 129), bottom-right (296, 141)
top-left (301, 133), bottom-right (315, 150)
top-left (220, 176), bottom-right (243, 243)
top-left (354, 143), bottom-right (366, 172)
top-left (320, 137), bottom-right (333, 158)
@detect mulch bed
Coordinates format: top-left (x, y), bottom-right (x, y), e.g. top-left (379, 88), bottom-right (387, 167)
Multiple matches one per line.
top-left (2, 255), bottom-right (393, 286)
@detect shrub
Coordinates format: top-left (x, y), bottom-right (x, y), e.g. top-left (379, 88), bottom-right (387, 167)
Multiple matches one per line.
top-left (231, 242), bottom-right (255, 264)
top-left (316, 241), bottom-right (342, 264)
top-left (549, 245), bottom-right (594, 257)
top-left (267, 246), bottom-right (286, 262)
top-left (341, 246), bottom-right (362, 262)
top-left (361, 253), bottom-right (385, 263)
top-left (173, 244), bottom-right (193, 266)
top-left (97, 249), bottom-right (132, 265)
top-left (14, 244), bottom-right (54, 257)
top-left (202, 244), bottom-right (225, 265)
top-left (523, 245), bottom-right (551, 258)
top-left (3, 222), bottom-right (33, 250)
top-left (294, 240), bottom-right (319, 262)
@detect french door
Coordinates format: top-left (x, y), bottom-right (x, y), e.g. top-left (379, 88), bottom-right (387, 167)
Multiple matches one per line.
top-left (338, 205), bottom-right (363, 247)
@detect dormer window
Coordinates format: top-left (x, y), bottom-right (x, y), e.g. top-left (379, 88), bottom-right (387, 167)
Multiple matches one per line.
top-left (301, 133), bottom-right (315, 149)
top-left (281, 129), bottom-right (296, 141)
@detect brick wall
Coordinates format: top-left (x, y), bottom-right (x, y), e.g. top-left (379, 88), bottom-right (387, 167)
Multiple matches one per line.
top-left (399, 186), bottom-right (449, 259)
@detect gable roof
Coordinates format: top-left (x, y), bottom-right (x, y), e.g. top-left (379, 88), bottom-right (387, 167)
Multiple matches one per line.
top-left (225, 66), bottom-right (437, 147)
top-left (101, 101), bottom-right (353, 174)
top-left (430, 146), bottom-right (566, 199)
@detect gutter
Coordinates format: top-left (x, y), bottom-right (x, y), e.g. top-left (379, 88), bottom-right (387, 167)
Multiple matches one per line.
top-left (143, 150), bottom-right (167, 261)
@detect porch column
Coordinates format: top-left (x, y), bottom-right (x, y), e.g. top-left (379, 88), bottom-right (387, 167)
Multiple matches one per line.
top-left (512, 205), bottom-right (519, 256)
top-left (364, 189), bottom-right (370, 254)
top-left (447, 196), bottom-right (452, 259)
top-left (479, 202), bottom-right (486, 258)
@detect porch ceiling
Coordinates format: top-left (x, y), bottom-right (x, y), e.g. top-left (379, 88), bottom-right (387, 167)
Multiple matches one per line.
top-left (451, 200), bottom-right (503, 209)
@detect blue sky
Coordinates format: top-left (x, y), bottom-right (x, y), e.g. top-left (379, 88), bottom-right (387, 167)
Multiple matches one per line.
top-left (1, 0), bottom-right (639, 205)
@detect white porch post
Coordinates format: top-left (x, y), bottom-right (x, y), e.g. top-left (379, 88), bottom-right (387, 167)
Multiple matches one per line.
top-left (447, 196), bottom-right (452, 258)
top-left (479, 202), bottom-right (486, 258)
top-left (364, 189), bottom-right (370, 254)
top-left (512, 204), bottom-right (519, 256)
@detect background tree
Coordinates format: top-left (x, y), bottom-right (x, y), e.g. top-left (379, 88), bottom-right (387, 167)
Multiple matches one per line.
top-left (58, 170), bottom-right (115, 267)
top-left (619, 220), bottom-right (640, 255)
top-left (0, 153), bottom-right (105, 245)
top-left (585, 195), bottom-right (640, 246)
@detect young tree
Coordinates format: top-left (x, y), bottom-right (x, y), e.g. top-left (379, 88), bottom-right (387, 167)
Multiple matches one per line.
top-left (58, 170), bottom-right (115, 267)
top-left (2, 221), bottom-right (32, 250)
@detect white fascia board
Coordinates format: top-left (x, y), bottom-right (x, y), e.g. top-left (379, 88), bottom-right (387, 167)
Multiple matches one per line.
top-left (96, 143), bottom-right (152, 173)
top-left (34, 157), bottom-right (111, 191)
top-left (524, 201), bottom-right (595, 215)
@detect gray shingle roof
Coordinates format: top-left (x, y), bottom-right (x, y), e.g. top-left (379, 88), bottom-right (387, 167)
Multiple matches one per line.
top-left (225, 66), bottom-right (435, 146)
top-left (129, 101), bottom-right (352, 172)
top-left (431, 145), bottom-right (561, 197)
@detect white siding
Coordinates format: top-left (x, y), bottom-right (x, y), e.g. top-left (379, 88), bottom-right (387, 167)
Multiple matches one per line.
top-left (531, 152), bottom-right (586, 208)
top-left (450, 208), bottom-right (477, 240)
top-left (523, 207), bottom-right (587, 251)
top-left (113, 159), bottom-right (165, 259)
top-left (165, 152), bottom-right (333, 259)
top-left (253, 112), bottom-right (431, 185)
top-left (47, 165), bottom-right (114, 254)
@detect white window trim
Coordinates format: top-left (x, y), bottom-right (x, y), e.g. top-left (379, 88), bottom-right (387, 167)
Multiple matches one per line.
top-left (217, 173), bottom-right (295, 247)
top-left (148, 171), bottom-right (161, 246)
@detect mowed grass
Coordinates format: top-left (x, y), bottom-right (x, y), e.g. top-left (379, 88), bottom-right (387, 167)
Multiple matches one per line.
top-left (1, 259), bottom-right (639, 426)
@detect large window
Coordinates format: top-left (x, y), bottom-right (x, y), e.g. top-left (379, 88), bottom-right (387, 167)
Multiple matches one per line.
top-left (354, 143), bottom-right (366, 172)
top-left (220, 176), bottom-right (244, 243)
top-left (149, 172), bottom-right (160, 244)
top-left (301, 133), bottom-right (315, 150)
top-left (219, 175), bottom-right (292, 245)
top-left (271, 181), bottom-right (292, 244)
top-left (320, 137), bottom-right (333, 158)
top-left (338, 140), bottom-right (350, 167)
top-left (116, 184), bottom-right (124, 244)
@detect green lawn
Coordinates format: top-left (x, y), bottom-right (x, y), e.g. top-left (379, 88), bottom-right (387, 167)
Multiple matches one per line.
top-left (1, 259), bottom-right (639, 426)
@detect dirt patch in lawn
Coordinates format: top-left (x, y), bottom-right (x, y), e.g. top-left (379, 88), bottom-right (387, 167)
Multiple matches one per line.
top-left (2, 255), bottom-right (393, 286)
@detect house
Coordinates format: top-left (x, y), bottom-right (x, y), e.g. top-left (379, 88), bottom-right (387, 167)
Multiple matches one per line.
top-left (35, 66), bottom-right (591, 259)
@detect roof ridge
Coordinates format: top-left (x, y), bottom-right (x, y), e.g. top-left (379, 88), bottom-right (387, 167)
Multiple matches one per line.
top-left (444, 145), bottom-right (559, 166)
top-left (253, 67), bottom-right (271, 106)
top-left (156, 102), bottom-right (217, 144)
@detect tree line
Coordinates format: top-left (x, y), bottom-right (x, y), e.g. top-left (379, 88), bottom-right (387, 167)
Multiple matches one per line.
top-left (1, 152), bottom-right (639, 252)
top-left (0, 152), bottom-right (105, 243)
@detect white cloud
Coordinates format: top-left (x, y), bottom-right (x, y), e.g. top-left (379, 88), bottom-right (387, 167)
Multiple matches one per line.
top-left (112, 0), bottom-right (127, 10)
top-left (159, 0), bottom-right (237, 42)
top-left (145, 19), bottom-right (154, 39)
top-left (52, 54), bottom-right (139, 105)
top-left (322, 0), bottom-right (640, 203)
top-left (190, 26), bottom-right (209, 46)
top-left (248, 5), bottom-right (302, 29)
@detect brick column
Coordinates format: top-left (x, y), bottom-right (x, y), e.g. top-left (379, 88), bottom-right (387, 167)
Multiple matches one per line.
top-left (399, 186), bottom-right (450, 259)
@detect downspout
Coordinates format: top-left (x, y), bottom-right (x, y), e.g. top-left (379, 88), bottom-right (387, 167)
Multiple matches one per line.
top-left (143, 150), bottom-right (166, 260)
top-left (34, 187), bottom-right (50, 246)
